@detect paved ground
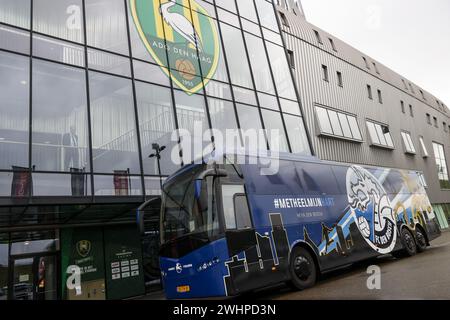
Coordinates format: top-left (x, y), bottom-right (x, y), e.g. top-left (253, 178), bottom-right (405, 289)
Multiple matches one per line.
top-left (139, 230), bottom-right (450, 300)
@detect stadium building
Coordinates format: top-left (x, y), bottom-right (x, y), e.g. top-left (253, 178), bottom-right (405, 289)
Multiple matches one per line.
top-left (0, 0), bottom-right (448, 300)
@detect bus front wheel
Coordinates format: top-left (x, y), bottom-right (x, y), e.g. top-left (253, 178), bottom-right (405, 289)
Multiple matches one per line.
top-left (288, 247), bottom-right (317, 291)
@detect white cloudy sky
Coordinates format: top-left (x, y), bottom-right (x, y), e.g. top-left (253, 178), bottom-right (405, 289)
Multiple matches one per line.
top-left (301, 0), bottom-right (450, 106)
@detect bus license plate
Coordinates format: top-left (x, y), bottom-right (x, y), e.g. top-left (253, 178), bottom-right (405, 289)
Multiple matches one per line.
top-left (177, 285), bottom-right (190, 293)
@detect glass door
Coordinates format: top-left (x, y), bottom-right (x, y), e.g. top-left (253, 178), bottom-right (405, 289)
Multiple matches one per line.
top-left (11, 255), bottom-right (57, 300)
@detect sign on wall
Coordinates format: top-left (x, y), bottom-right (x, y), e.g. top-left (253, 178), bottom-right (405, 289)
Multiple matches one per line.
top-left (130, 0), bottom-right (220, 95)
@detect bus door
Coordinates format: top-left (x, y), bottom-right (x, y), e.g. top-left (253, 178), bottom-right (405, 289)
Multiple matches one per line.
top-left (221, 184), bottom-right (280, 294)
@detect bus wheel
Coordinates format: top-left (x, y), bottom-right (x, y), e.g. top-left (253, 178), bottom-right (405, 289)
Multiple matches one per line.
top-left (415, 228), bottom-right (428, 253)
top-left (289, 247), bottom-right (317, 290)
top-left (400, 228), bottom-right (417, 257)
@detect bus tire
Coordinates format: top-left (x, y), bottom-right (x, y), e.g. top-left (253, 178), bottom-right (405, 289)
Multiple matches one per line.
top-left (288, 247), bottom-right (317, 290)
top-left (415, 227), bottom-right (428, 253)
top-left (399, 228), bottom-right (417, 257)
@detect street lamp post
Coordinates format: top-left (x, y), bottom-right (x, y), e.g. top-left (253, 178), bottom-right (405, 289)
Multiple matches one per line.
top-left (148, 143), bottom-right (166, 190)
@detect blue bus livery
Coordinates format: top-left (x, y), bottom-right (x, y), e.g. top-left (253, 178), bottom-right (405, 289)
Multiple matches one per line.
top-left (158, 153), bottom-right (441, 299)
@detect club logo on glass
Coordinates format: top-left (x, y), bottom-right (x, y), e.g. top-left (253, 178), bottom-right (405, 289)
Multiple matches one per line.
top-left (130, 0), bottom-right (220, 95)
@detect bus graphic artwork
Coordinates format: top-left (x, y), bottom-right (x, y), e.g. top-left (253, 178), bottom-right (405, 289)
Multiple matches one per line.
top-left (346, 165), bottom-right (397, 254)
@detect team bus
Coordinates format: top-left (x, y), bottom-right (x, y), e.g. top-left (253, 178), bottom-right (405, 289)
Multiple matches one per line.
top-left (159, 152), bottom-right (441, 299)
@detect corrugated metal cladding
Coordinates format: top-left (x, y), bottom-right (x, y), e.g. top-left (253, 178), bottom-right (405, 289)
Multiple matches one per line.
top-left (276, 5), bottom-right (450, 204)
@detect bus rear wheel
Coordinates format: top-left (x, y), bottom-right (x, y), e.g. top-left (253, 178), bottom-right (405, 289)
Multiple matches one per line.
top-left (288, 247), bottom-right (317, 290)
top-left (415, 228), bottom-right (428, 253)
top-left (395, 228), bottom-right (417, 258)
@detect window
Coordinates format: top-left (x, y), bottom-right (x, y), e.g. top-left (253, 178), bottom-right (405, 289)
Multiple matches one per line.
top-left (419, 136), bottom-right (429, 157)
top-left (367, 85), bottom-right (373, 99)
top-left (329, 38), bottom-right (337, 51)
top-left (426, 113), bottom-right (431, 125)
top-left (287, 50), bottom-right (295, 69)
top-left (32, 60), bottom-right (89, 172)
top-left (283, 114), bottom-right (310, 155)
top-left (373, 62), bottom-right (380, 74)
top-left (377, 89), bottom-right (383, 104)
top-left (409, 104), bottom-right (414, 117)
top-left (261, 109), bottom-right (289, 152)
top-left (401, 101), bottom-right (405, 113)
top-left (279, 12), bottom-right (289, 27)
top-left (337, 71), bottom-right (343, 87)
top-left (0, 51), bottom-right (29, 170)
top-left (322, 64), bottom-right (329, 82)
top-left (0, 0), bottom-right (31, 29)
top-left (315, 106), bottom-right (362, 141)
top-left (222, 185), bottom-right (251, 229)
top-left (409, 83), bottom-right (415, 94)
top-left (265, 42), bottom-right (297, 100)
top-left (255, 0), bottom-right (280, 31)
top-left (434, 117), bottom-right (438, 128)
top-left (366, 121), bottom-right (394, 148)
top-left (433, 142), bottom-right (449, 189)
top-left (444, 122), bottom-right (448, 132)
top-left (401, 131), bottom-right (416, 154)
top-left (313, 30), bottom-right (323, 44)
top-left (362, 57), bottom-right (370, 69)
top-left (417, 172), bottom-right (428, 189)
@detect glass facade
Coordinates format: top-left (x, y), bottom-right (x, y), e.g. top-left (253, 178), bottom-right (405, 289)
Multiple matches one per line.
top-left (0, 0), bottom-right (310, 199)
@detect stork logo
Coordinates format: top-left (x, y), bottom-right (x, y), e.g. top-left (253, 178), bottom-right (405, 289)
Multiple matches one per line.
top-left (130, 0), bottom-right (220, 95)
top-left (346, 166), bottom-right (397, 254)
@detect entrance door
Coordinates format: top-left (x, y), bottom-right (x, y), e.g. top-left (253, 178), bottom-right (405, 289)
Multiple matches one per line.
top-left (11, 255), bottom-right (57, 300)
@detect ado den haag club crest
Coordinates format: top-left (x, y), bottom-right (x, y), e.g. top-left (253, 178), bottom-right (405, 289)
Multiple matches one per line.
top-left (130, 0), bottom-right (220, 95)
top-left (76, 240), bottom-right (92, 258)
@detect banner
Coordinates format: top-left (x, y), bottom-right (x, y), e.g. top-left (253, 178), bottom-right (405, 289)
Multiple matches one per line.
top-left (11, 166), bottom-right (31, 197)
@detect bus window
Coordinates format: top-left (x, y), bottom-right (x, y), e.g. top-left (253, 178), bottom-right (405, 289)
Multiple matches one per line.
top-left (234, 194), bottom-right (252, 229)
top-left (222, 185), bottom-right (252, 230)
top-left (295, 162), bottom-right (339, 196)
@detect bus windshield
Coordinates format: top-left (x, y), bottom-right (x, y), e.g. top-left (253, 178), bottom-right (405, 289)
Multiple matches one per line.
top-left (161, 165), bottom-right (219, 245)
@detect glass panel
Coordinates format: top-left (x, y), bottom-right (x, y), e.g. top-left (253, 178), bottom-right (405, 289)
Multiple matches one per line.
top-left (88, 49), bottom-right (131, 77)
top-left (236, 104), bottom-right (262, 131)
top-left (89, 72), bottom-right (141, 174)
top-left (375, 124), bottom-right (387, 145)
top-left (234, 195), bottom-right (252, 229)
top-left (237, 0), bottom-right (258, 22)
top-left (280, 98), bottom-right (300, 116)
top-left (255, 0), bottom-right (279, 31)
top-left (0, 51), bottom-right (29, 170)
top-left (244, 33), bottom-right (275, 94)
top-left (0, 0), bottom-right (30, 29)
top-left (265, 42), bottom-right (297, 100)
top-left (144, 176), bottom-right (162, 196)
top-left (384, 128), bottom-right (394, 147)
top-left (263, 28), bottom-right (283, 45)
top-left (32, 60), bottom-right (89, 172)
top-left (94, 175), bottom-right (143, 196)
top-left (283, 114), bottom-right (310, 155)
top-left (315, 107), bottom-right (332, 134)
top-left (33, 0), bottom-right (84, 43)
top-left (233, 86), bottom-right (257, 105)
top-left (205, 80), bottom-right (232, 100)
top-left (367, 122), bottom-right (380, 145)
top-left (12, 258), bottom-right (34, 300)
top-left (419, 137), bottom-right (429, 157)
top-left (347, 116), bottom-right (362, 140)
top-left (217, 8), bottom-right (239, 26)
top-left (10, 231), bottom-right (58, 255)
top-left (338, 113), bottom-right (352, 138)
top-left (135, 81), bottom-right (178, 176)
top-left (33, 35), bottom-right (85, 67)
top-left (261, 109), bottom-right (289, 152)
top-left (0, 25), bottom-right (30, 54)
top-left (220, 23), bottom-right (253, 88)
top-left (241, 19), bottom-right (261, 36)
top-left (85, 0), bottom-right (129, 55)
top-left (133, 60), bottom-right (170, 86)
top-left (216, 0), bottom-right (237, 13)
top-left (33, 173), bottom-right (91, 197)
top-left (208, 97), bottom-right (239, 133)
top-left (222, 185), bottom-right (245, 229)
top-left (328, 110), bottom-right (343, 136)
top-left (258, 92), bottom-right (279, 111)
